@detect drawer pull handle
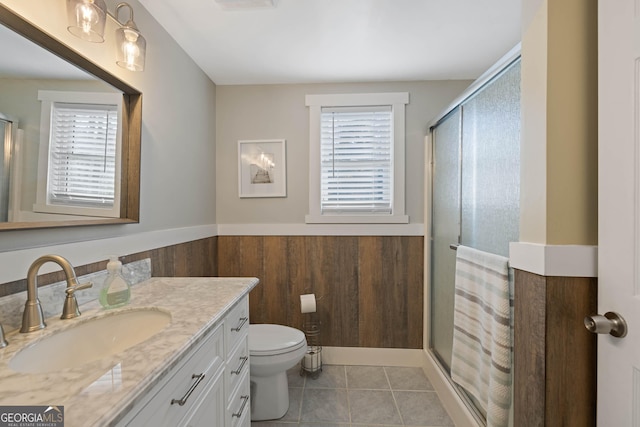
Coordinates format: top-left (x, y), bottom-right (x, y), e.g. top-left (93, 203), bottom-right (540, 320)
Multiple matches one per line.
top-left (232, 395), bottom-right (250, 418)
top-left (170, 373), bottom-right (205, 406)
top-left (231, 317), bottom-right (248, 332)
top-left (231, 356), bottom-right (248, 375)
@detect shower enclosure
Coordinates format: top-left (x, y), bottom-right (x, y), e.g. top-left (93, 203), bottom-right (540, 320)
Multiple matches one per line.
top-left (428, 53), bottom-right (521, 424)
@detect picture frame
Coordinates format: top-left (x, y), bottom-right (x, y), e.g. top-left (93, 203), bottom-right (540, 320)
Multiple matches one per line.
top-left (237, 139), bottom-right (287, 198)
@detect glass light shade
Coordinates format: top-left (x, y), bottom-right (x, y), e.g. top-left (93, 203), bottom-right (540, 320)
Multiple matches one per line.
top-left (115, 26), bottom-right (146, 72)
top-left (66, 0), bottom-right (107, 43)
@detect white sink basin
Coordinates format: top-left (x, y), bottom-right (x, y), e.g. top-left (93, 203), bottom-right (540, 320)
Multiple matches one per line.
top-left (10, 308), bottom-right (171, 374)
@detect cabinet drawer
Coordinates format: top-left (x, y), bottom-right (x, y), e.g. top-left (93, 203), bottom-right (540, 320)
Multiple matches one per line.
top-left (182, 369), bottom-right (225, 427)
top-left (124, 324), bottom-right (224, 427)
top-left (225, 296), bottom-right (249, 355)
top-left (226, 335), bottom-right (248, 400)
top-left (226, 370), bottom-right (250, 427)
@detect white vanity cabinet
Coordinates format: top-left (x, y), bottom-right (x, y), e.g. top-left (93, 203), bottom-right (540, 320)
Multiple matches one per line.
top-left (116, 295), bottom-right (251, 427)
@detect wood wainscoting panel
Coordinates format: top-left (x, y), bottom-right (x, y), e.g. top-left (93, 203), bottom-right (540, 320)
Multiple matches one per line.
top-left (217, 235), bottom-right (265, 321)
top-left (545, 276), bottom-right (597, 426)
top-left (126, 237), bottom-right (218, 278)
top-left (306, 236), bottom-right (360, 347)
top-left (514, 269), bottom-right (547, 426)
top-left (0, 235), bottom-right (421, 349)
top-left (263, 236), bottom-right (290, 325)
top-left (217, 235), bottom-right (424, 349)
top-left (358, 236), bottom-right (424, 348)
top-left (513, 269), bottom-right (597, 427)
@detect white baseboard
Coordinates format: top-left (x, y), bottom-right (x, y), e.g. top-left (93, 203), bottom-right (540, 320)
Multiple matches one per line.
top-left (321, 346), bottom-right (424, 366)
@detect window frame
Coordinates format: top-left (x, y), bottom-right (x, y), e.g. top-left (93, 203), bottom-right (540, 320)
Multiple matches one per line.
top-left (305, 92), bottom-right (409, 224)
top-left (33, 90), bottom-right (123, 218)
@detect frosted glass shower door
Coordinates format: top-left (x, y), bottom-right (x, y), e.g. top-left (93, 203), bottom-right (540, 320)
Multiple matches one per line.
top-left (430, 108), bottom-right (461, 370)
top-left (429, 58), bottom-right (521, 376)
top-left (461, 61), bottom-right (521, 256)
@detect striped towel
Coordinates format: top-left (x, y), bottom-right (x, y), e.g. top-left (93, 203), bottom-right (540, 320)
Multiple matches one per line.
top-left (450, 245), bottom-right (512, 427)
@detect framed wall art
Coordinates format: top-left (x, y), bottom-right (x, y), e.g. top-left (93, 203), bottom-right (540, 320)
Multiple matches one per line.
top-left (237, 139), bottom-right (287, 198)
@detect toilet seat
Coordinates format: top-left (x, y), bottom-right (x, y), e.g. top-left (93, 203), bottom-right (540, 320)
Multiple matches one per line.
top-left (249, 324), bottom-right (306, 356)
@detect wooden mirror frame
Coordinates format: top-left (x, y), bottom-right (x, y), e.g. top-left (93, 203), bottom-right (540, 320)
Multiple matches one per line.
top-left (0, 4), bottom-right (141, 231)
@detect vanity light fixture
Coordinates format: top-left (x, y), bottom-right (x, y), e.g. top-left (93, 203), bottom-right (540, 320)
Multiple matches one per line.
top-left (114, 2), bottom-right (146, 71)
top-left (66, 0), bottom-right (146, 72)
top-left (66, 0), bottom-right (107, 43)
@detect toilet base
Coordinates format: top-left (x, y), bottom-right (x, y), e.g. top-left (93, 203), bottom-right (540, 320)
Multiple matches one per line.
top-left (250, 371), bottom-right (290, 421)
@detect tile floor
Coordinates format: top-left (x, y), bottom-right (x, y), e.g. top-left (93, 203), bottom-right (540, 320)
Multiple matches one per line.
top-left (251, 364), bottom-right (454, 427)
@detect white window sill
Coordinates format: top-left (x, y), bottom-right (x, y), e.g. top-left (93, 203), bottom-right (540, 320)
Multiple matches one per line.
top-left (305, 214), bottom-right (409, 224)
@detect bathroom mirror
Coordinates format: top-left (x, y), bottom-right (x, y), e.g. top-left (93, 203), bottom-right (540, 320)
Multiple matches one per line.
top-left (0, 5), bottom-right (141, 231)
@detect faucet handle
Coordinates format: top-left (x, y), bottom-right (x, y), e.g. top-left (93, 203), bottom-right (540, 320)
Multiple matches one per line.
top-left (61, 281), bottom-right (93, 320)
top-left (66, 281), bottom-right (93, 295)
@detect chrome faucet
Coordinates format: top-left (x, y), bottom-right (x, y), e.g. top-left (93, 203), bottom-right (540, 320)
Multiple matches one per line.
top-left (21, 255), bottom-right (92, 333)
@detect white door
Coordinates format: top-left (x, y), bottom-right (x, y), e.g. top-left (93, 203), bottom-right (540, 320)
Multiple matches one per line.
top-left (598, 0), bottom-right (640, 424)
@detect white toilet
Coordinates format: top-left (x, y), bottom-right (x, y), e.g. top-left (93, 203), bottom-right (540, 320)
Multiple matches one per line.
top-left (249, 323), bottom-right (307, 421)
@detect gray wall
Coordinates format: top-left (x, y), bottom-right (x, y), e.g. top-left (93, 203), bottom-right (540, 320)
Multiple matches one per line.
top-left (215, 81), bottom-right (471, 225)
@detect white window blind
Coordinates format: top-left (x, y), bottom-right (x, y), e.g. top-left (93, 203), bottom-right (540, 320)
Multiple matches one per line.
top-left (320, 106), bottom-right (393, 214)
top-left (306, 92), bottom-right (408, 224)
top-left (48, 102), bottom-right (118, 208)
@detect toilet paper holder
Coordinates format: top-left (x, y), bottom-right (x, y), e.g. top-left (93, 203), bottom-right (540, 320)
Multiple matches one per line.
top-left (301, 318), bottom-right (322, 378)
top-left (299, 291), bottom-right (323, 378)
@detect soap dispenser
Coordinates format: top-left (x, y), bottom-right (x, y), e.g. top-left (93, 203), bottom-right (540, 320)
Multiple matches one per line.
top-left (99, 256), bottom-right (131, 309)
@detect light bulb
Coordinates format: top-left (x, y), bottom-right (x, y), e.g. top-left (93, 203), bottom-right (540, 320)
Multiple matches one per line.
top-left (77, 4), bottom-right (97, 36)
top-left (123, 41), bottom-right (140, 70)
top-left (121, 29), bottom-right (140, 70)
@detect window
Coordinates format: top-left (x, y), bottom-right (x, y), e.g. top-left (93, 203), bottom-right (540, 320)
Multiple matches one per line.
top-left (305, 92), bottom-right (409, 223)
top-left (34, 91), bottom-right (122, 218)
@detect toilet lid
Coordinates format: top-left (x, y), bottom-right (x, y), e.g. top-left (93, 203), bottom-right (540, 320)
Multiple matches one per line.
top-left (249, 324), bottom-right (306, 356)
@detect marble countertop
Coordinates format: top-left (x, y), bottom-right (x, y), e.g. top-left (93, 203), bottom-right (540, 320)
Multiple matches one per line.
top-left (0, 277), bottom-right (259, 427)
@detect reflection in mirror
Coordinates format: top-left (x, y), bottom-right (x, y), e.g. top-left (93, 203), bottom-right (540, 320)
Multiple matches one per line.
top-left (0, 112), bottom-right (15, 222)
top-left (0, 5), bottom-right (141, 230)
top-left (0, 24), bottom-right (121, 222)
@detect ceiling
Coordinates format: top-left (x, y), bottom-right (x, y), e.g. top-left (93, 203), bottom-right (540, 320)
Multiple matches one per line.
top-left (137, 0), bottom-right (522, 86)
